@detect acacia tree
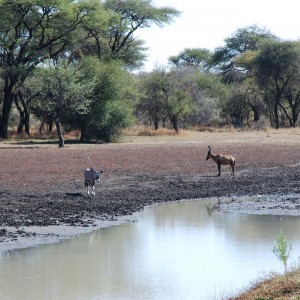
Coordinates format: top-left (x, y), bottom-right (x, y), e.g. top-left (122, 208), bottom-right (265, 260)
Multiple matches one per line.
top-left (138, 70), bottom-right (167, 129)
top-left (0, 0), bottom-right (101, 138)
top-left (138, 66), bottom-right (194, 132)
top-left (30, 60), bottom-right (94, 147)
top-left (281, 83), bottom-right (300, 127)
top-left (169, 48), bottom-right (212, 70)
top-left (0, 0), bottom-right (179, 138)
top-left (211, 25), bottom-right (277, 124)
top-left (103, 0), bottom-right (179, 68)
top-left (253, 40), bottom-right (300, 128)
top-left (78, 57), bottom-right (135, 142)
top-left (194, 71), bottom-right (230, 125)
top-left (212, 25), bottom-right (275, 79)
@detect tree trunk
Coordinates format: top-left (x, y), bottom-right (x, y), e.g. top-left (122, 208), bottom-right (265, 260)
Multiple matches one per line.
top-left (17, 111), bottom-right (25, 134)
top-left (292, 110), bottom-right (300, 127)
top-left (48, 118), bottom-right (53, 132)
top-left (0, 85), bottom-right (14, 138)
top-left (39, 120), bottom-right (45, 134)
top-left (55, 118), bottom-right (64, 147)
top-left (80, 127), bottom-right (85, 142)
top-left (250, 104), bottom-right (260, 122)
top-left (279, 103), bottom-right (293, 127)
top-left (14, 92), bottom-right (30, 135)
top-left (169, 113), bottom-right (178, 133)
top-left (274, 100), bottom-right (280, 129)
top-left (154, 117), bottom-right (159, 130)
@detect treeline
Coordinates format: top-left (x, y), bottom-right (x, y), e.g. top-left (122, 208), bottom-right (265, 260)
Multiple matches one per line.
top-left (1, 1), bottom-right (300, 144)
top-left (143, 26), bottom-right (300, 132)
top-left (0, 0), bottom-right (178, 143)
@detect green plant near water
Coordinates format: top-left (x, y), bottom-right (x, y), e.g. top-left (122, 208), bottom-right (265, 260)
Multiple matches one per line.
top-left (272, 230), bottom-right (292, 277)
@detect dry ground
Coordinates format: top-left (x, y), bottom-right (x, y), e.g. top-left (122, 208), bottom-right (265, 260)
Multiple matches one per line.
top-left (1, 128), bottom-right (300, 232)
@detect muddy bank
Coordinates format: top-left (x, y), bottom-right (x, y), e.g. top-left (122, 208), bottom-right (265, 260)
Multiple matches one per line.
top-left (219, 194), bottom-right (300, 216)
top-left (1, 164), bottom-right (300, 252)
top-left (0, 214), bottom-right (139, 253)
top-left (1, 133), bottom-right (300, 251)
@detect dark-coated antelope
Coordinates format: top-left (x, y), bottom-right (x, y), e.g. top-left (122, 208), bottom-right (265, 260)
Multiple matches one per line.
top-left (206, 145), bottom-right (235, 177)
top-left (84, 168), bottom-right (103, 195)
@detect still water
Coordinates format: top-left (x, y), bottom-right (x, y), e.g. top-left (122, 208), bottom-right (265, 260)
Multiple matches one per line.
top-left (1, 199), bottom-right (300, 300)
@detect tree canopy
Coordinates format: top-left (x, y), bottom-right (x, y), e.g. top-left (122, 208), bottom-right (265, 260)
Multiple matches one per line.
top-left (2, 14), bottom-right (300, 141)
top-left (0, 0), bottom-right (179, 140)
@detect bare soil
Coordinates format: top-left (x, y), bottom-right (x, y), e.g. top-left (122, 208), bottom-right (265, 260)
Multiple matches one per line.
top-left (1, 129), bottom-right (300, 250)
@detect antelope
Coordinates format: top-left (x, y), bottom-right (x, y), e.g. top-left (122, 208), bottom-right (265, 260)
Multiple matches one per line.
top-left (206, 145), bottom-right (235, 177)
top-left (84, 168), bottom-right (103, 195)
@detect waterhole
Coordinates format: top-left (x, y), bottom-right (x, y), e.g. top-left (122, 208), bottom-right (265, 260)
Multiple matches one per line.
top-left (1, 198), bottom-right (300, 299)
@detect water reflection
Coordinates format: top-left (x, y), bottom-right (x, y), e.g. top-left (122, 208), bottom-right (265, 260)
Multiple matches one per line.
top-left (0, 198), bottom-right (300, 300)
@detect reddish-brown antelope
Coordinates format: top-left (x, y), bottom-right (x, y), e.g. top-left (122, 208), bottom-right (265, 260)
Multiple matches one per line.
top-left (206, 145), bottom-right (235, 177)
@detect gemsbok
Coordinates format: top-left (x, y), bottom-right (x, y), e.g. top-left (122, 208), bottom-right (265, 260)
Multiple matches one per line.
top-left (206, 145), bottom-right (235, 177)
top-left (84, 168), bottom-right (102, 195)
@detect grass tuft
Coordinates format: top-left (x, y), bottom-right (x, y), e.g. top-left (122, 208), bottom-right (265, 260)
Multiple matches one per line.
top-left (230, 268), bottom-right (300, 300)
top-left (122, 126), bottom-right (188, 136)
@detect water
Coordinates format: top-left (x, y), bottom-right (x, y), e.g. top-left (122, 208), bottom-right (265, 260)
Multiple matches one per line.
top-left (1, 198), bottom-right (300, 300)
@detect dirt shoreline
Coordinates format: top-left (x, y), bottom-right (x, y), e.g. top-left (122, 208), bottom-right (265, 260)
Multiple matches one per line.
top-left (1, 131), bottom-right (300, 252)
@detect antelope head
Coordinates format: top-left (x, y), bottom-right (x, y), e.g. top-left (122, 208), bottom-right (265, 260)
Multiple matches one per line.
top-left (206, 145), bottom-right (212, 160)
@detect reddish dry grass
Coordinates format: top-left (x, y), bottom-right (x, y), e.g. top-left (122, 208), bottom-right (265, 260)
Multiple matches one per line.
top-left (230, 269), bottom-right (300, 299)
top-left (1, 128), bottom-right (300, 192)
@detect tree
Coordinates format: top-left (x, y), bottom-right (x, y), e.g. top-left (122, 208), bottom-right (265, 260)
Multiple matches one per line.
top-left (78, 57), bottom-right (135, 142)
top-left (30, 60), bottom-right (94, 147)
top-left (14, 88), bottom-right (39, 135)
top-left (138, 66), bottom-right (194, 132)
top-left (169, 48), bottom-right (212, 70)
top-left (273, 230), bottom-right (292, 282)
top-left (138, 68), bottom-right (172, 129)
top-left (0, 0), bottom-right (179, 138)
top-left (103, 0), bottom-right (179, 69)
top-left (0, 0), bottom-right (99, 138)
top-left (207, 25), bottom-right (276, 126)
top-left (212, 25), bottom-right (276, 80)
top-left (192, 71), bottom-right (229, 126)
top-left (281, 83), bottom-right (300, 127)
top-left (253, 40), bottom-right (300, 128)
top-left (163, 69), bottom-right (193, 132)
top-left (220, 84), bottom-right (251, 127)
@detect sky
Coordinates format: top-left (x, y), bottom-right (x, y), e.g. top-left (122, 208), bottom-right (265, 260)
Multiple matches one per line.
top-left (138, 0), bottom-right (300, 71)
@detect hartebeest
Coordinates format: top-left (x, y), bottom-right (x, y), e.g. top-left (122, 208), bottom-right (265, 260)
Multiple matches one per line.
top-left (206, 145), bottom-right (235, 176)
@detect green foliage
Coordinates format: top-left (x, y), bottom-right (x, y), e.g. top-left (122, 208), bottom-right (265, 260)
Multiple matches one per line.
top-left (169, 48), bottom-right (212, 70)
top-left (103, 0), bottom-right (179, 68)
top-left (212, 24), bottom-right (276, 76)
top-left (0, 0), bottom-right (178, 139)
top-left (138, 66), bottom-right (195, 131)
top-left (0, 0), bottom-right (102, 138)
top-left (79, 57), bottom-right (135, 142)
top-left (104, 0), bottom-right (179, 27)
top-left (4, 2), bottom-right (300, 139)
top-left (195, 72), bottom-right (228, 99)
top-left (192, 72), bottom-right (229, 125)
top-left (254, 40), bottom-right (300, 87)
top-left (253, 40), bottom-right (300, 128)
top-left (273, 230), bottom-right (292, 275)
top-left (31, 60), bottom-right (93, 117)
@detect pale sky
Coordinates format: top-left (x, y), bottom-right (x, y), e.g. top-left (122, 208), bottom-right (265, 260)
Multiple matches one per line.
top-left (139, 0), bottom-right (300, 71)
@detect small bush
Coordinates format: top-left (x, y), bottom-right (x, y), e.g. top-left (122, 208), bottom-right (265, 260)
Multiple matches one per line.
top-left (273, 230), bottom-right (292, 276)
top-left (252, 117), bottom-right (271, 131)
